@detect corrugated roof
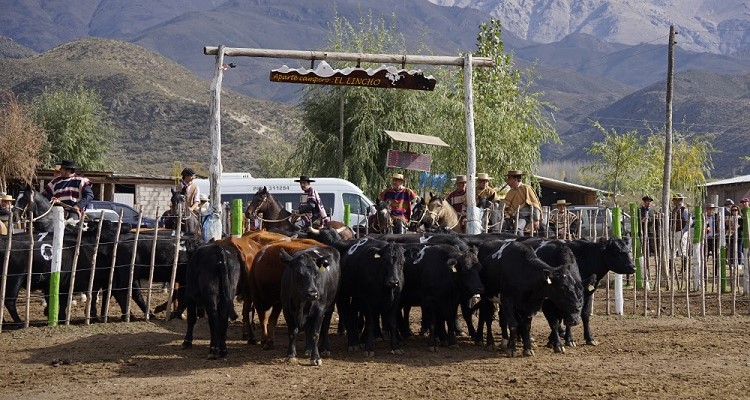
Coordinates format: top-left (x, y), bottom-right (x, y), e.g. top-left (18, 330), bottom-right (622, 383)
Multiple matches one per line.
top-left (536, 175), bottom-right (610, 194)
top-left (384, 130), bottom-right (449, 147)
top-left (703, 174), bottom-right (750, 187)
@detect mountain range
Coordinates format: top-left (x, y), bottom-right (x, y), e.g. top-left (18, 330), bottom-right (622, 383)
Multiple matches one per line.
top-left (1, 0), bottom-right (749, 177)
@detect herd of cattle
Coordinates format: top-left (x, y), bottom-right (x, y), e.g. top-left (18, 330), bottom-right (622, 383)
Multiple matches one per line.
top-left (0, 221), bottom-right (635, 366)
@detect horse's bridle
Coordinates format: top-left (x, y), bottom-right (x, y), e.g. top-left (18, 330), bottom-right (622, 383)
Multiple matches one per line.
top-left (246, 193), bottom-right (297, 224)
top-left (425, 200), bottom-right (459, 230)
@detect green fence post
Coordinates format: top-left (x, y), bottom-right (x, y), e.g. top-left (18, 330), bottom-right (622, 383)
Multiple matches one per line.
top-left (344, 204), bottom-right (351, 227)
top-left (232, 199), bottom-right (243, 238)
top-left (612, 207), bottom-right (623, 314)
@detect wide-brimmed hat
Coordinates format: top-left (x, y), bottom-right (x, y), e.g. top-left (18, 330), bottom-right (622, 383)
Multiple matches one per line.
top-left (553, 199), bottom-right (571, 206)
top-left (391, 173), bottom-right (405, 181)
top-left (181, 167), bottom-right (195, 177)
top-left (705, 203), bottom-right (716, 209)
top-left (1, 194), bottom-right (14, 202)
top-left (642, 195), bottom-right (654, 202)
top-left (59, 160), bottom-right (79, 170)
top-left (506, 170), bottom-right (524, 177)
top-left (477, 173), bottom-right (493, 181)
top-left (672, 193), bottom-right (686, 199)
top-left (724, 198), bottom-right (734, 205)
top-left (199, 193), bottom-right (209, 202)
top-left (294, 175), bottom-right (315, 183)
top-left (453, 175), bottom-right (467, 183)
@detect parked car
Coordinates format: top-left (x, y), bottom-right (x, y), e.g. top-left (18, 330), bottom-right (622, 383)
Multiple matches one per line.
top-left (86, 201), bottom-right (158, 229)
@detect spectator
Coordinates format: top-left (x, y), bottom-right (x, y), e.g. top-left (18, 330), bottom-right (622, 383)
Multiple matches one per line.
top-left (379, 173), bottom-right (418, 234)
top-left (446, 175), bottom-right (467, 232)
top-left (43, 160), bottom-right (94, 219)
top-left (671, 193), bottom-right (690, 259)
top-left (705, 203), bottom-right (720, 274)
top-left (726, 204), bottom-right (743, 267)
top-left (503, 169), bottom-right (542, 235)
top-left (199, 193), bottom-right (211, 225)
top-left (476, 173), bottom-right (497, 204)
top-left (549, 199), bottom-right (578, 239)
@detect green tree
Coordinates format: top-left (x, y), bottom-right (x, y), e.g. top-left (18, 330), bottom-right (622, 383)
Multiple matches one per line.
top-left (0, 91), bottom-right (48, 192)
top-left (581, 122), bottom-right (645, 206)
top-left (293, 15), bottom-right (556, 198)
top-left (643, 132), bottom-right (713, 201)
top-left (430, 19), bottom-right (557, 188)
top-left (32, 86), bottom-right (115, 170)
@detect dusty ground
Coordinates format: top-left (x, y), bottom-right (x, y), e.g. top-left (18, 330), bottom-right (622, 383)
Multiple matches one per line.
top-left (1, 292), bottom-right (750, 400)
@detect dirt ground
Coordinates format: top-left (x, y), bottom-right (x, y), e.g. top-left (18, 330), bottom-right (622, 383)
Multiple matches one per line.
top-left (1, 292), bottom-right (750, 400)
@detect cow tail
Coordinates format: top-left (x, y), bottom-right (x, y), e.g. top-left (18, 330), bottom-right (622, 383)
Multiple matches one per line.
top-left (219, 247), bottom-right (238, 321)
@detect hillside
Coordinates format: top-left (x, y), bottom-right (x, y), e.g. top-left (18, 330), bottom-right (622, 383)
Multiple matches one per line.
top-left (0, 38), bottom-right (301, 176)
top-left (553, 70), bottom-right (750, 177)
top-left (0, 36), bottom-right (36, 58)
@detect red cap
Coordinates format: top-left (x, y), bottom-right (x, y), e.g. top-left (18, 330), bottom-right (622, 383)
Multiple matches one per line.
top-left (741, 198), bottom-right (749, 203)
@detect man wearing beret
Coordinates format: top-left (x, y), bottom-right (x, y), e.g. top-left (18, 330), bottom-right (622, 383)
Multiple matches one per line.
top-left (43, 159), bottom-right (94, 219)
top-left (179, 167), bottom-right (201, 217)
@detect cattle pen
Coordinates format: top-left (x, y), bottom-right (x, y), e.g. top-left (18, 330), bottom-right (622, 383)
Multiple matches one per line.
top-left (0, 204), bottom-right (749, 399)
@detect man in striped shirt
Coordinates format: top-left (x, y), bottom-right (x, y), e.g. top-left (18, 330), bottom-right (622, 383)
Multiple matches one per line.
top-left (379, 173), bottom-right (418, 234)
top-left (43, 159), bottom-right (94, 219)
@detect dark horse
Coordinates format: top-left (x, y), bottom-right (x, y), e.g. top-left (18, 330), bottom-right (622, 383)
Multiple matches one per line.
top-left (368, 200), bottom-right (393, 234)
top-left (14, 184), bottom-right (60, 232)
top-left (244, 187), bottom-right (354, 239)
top-left (163, 187), bottom-right (202, 236)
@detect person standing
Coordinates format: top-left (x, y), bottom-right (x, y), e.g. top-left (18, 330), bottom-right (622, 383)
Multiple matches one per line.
top-left (379, 173), bottom-right (418, 234)
top-left (704, 203), bottom-right (719, 275)
top-left (640, 195), bottom-right (656, 254)
top-left (548, 199), bottom-right (578, 239)
top-left (670, 193), bottom-right (690, 259)
top-left (295, 175), bottom-right (329, 228)
top-left (476, 173), bottom-right (497, 204)
top-left (43, 159), bottom-right (94, 219)
top-left (503, 170), bottom-right (542, 235)
top-left (179, 167), bottom-right (201, 217)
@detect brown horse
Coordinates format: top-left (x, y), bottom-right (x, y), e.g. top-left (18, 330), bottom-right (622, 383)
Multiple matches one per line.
top-left (244, 187), bottom-right (354, 239)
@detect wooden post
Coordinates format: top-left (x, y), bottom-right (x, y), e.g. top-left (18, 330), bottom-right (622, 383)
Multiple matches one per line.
top-left (661, 25), bottom-right (676, 318)
top-left (208, 45), bottom-right (225, 240)
top-left (103, 210), bottom-right (124, 322)
top-left (612, 207), bottom-right (623, 315)
top-left (125, 207), bottom-right (144, 322)
top-left (24, 217), bottom-right (34, 328)
top-left (165, 205), bottom-right (184, 321)
top-left (463, 52), bottom-right (480, 235)
top-left (339, 91), bottom-right (345, 177)
top-left (48, 207), bottom-right (65, 326)
top-left (65, 217), bottom-right (86, 325)
top-left (0, 211), bottom-right (13, 333)
top-left (85, 212), bottom-right (106, 325)
top-left (145, 216), bottom-right (160, 321)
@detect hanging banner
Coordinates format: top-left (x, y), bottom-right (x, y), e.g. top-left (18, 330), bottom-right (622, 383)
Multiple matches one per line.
top-left (270, 61), bottom-right (436, 91)
top-left (386, 149), bottom-right (432, 171)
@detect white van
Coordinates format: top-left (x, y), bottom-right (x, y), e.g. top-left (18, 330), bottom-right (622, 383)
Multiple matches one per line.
top-left (194, 174), bottom-right (374, 229)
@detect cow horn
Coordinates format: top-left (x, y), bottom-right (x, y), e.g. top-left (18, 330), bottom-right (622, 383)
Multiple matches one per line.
top-left (335, 226), bottom-right (348, 234)
top-left (309, 227), bottom-right (320, 235)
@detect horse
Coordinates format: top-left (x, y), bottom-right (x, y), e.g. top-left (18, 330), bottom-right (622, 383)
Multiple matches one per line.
top-left (421, 193), bottom-right (462, 233)
top-left (368, 200), bottom-right (393, 234)
top-left (166, 187), bottom-right (202, 236)
top-left (14, 184), bottom-right (59, 232)
top-left (477, 197), bottom-right (504, 233)
top-left (244, 187), bottom-right (354, 239)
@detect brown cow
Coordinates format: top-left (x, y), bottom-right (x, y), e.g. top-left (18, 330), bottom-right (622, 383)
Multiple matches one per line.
top-left (250, 239), bottom-right (325, 349)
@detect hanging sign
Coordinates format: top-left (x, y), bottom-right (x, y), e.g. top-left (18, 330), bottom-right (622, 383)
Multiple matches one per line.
top-left (270, 61), bottom-right (436, 91)
top-left (386, 149), bottom-right (432, 171)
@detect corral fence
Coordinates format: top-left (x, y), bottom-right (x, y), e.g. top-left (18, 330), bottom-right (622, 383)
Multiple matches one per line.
top-left (0, 202), bottom-right (748, 332)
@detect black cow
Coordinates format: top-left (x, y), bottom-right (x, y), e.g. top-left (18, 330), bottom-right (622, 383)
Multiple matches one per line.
top-left (477, 240), bottom-right (584, 357)
top-left (519, 237), bottom-right (635, 347)
top-left (279, 246), bottom-right (340, 366)
top-left (111, 231), bottom-right (202, 319)
top-left (398, 243), bottom-right (483, 350)
top-left (334, 237), bottom-right (405, 356)
top-left (1, 220), bottom-right (126, 327)
top-left (182, 242), bottom-right (242, 359)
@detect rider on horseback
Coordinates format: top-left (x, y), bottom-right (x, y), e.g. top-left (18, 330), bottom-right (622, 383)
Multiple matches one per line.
top-left (43, 159), bottom-right (94, 219)
top-left (295, 175), bottom-right (329, 229)
top-left (446, 174), bottom-right (467, 232)
top-left (179, 167), bottom-right (201, 218)
top-left (379, 173), bottom-right (419, 234)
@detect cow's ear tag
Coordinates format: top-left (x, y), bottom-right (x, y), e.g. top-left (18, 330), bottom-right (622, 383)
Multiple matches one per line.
top-left (373, 253), bottom-right (381, 259)
top-left (587, 284), bottom-right (595, 292)
top-left (319, 266), bottom-right (326, 273)
top-left (546, 276), bottom-right (552, 285)
top-left (451, 265), bottom-right (457, 273)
